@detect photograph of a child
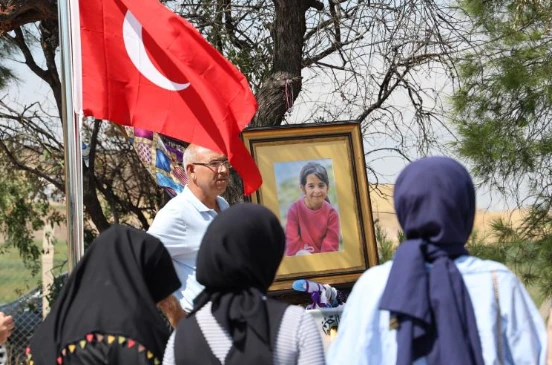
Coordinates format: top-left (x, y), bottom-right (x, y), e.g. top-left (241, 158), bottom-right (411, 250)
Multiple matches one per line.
top-left (274, 159), bottom-right (343, 256)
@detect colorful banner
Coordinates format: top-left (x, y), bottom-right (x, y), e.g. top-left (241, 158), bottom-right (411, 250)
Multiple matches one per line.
top-left (125, 127), bottom-right (187, 198)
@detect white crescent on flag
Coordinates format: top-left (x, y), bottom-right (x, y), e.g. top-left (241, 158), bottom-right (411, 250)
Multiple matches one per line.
top-left (78, 0), bottom-right (261, 194)
top-left (122, 11), bottom-right (190, 91)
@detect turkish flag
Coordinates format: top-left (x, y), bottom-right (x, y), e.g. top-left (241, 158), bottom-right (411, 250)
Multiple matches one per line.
top-left (78, 0), bottom-right (261, 194)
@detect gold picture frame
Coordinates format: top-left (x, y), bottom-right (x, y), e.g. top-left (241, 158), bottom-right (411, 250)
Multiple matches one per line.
top-left (242, 122), bottom-right (379, 292)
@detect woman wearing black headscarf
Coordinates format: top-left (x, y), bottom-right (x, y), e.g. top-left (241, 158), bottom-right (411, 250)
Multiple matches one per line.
top-left (26, 225), bottom-right (183, 365)
top-left (163, 203), bottom-right (324, 365)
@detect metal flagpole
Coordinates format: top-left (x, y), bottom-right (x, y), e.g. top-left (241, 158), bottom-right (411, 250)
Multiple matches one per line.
top-left (58, 0), bottom-right (84, 272)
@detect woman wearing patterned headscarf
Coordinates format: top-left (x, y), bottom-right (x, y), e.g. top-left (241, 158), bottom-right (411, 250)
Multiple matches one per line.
top-left (327, 156), bottom-right (546, 365)
top-left (163, 203), bottom-right (324, 365)
top-left (27, 225), bottom-right (182, 365)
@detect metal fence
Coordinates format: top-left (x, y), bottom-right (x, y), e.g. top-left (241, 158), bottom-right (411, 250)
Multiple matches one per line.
top-left (0, 273), bottom-right (173, 365)
top-left (0, 288), bottom-right (43, 365)
top-left (0, 224), bottom-right (60, 365)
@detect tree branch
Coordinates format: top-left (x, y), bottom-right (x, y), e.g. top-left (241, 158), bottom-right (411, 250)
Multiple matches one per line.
top-left (0, 0), bottom-right (56, 33)
top-left (38, 19), bottom-right (62, 113)
top-left (357, 66), bottom-right (409, 123)
top-left (81, 119), bottom-right (111, 232)
top-left (302, 36), bottom-right (363, 68)
top-left (0, 139), bottom-right (64, 192)
top-left (4, 28), bottom-right (51, 83)
top-left (222, 0), bottom-right (252, 50)
top-left (303, 4), bottom-right (360, 41)
top-left (329, 0), bottom-right (341, 44)
top-left (305, 0), bottom-right (324, 11)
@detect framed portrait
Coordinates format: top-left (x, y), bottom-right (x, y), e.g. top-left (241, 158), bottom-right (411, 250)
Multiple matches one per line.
top-left (242, 122), bottom-right (378, 292)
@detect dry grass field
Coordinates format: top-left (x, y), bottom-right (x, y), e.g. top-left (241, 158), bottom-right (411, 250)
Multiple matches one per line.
top-left (370, 184), bottom-right (527, 243)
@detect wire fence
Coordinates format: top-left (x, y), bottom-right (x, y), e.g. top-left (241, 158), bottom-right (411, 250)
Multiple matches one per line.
top-left (0, 224), bottom-right (62, 365)
top-left (0, 263), bottom-right (179, 365)
top-left (0, 288), bottom-right (43, 365)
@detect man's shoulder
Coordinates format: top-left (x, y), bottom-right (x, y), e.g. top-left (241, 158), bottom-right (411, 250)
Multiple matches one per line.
top-left (150, 191), bottom-right (202, 227)
top-left (161, 192), bottom-right (195, 211)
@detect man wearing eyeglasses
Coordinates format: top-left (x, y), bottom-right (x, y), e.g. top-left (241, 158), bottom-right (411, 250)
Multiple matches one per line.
top-left (148, 144), bottom-right (231, 315)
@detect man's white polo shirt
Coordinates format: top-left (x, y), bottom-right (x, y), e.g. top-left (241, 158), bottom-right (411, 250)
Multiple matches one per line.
top-left (148, 186), bottom-right (229, 312)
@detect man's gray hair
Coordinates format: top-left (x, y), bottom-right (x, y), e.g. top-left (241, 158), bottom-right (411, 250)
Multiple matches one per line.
top-left (183, 144), bottom-right (200, 170)
top-left (183, 144), bottom-right (212, 170)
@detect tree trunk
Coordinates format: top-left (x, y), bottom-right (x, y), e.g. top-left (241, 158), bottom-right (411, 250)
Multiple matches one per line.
top-left (252, 0), bottom-right (312, 127)
top-left (0, 0), bottom-right (56, 33)
top-left (82, 179), bottom-right (111, 232)
top-left (39, 19), bottom-right (63, 115)
top-left (83, 120), bottom-right (111, 232)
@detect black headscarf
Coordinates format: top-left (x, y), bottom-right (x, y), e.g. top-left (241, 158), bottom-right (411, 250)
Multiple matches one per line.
top-left (29, 225), bottom-right (181, 365)
top-left (175, 203), bottom-right (287, 364)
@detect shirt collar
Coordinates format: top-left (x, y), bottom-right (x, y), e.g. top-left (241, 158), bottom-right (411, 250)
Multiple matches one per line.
top-left (183, 185), bottom-right (218, 213)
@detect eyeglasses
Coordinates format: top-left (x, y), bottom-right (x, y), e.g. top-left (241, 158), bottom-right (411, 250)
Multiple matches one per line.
top-left (192, 160), bottom-right (232, 170)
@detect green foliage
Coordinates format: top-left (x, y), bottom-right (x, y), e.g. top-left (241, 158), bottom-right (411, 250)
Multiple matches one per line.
top-left (0, 37), bottom-right (18, 89)
top-left (453, 0), bottom-right (552, 195)
top-left (374, 219), bottom-right (396, 263)
top-left (454, 0), bottom-right (552, 302)
top-left (459, 0), bottom-right (552, 31)
top-left (396, 230), bottom-right (405, 244)
top-left (44, 267), bottom-right (69, 308)
top-left (0, 165), bottom-right (63, 276)
top-left (490, 208), bottom-right (552, 300)
top-left (466, 229), bottom-right (508, 264)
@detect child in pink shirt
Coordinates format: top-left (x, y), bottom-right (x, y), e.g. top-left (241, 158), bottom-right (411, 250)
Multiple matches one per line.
top-left (285, 162), bottom-right (340, 256)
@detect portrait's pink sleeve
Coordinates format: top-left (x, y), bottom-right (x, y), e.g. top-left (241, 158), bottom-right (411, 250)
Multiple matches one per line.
top-left (321, 208), bottom-right (340, 252)
top-left (285, 202), bottom-right (304, 256)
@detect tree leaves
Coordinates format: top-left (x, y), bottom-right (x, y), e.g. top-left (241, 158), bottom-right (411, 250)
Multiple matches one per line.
top-left (0, 167), bottom-right (59, 276)
top-left (454, 0), bottom-right (552, 301)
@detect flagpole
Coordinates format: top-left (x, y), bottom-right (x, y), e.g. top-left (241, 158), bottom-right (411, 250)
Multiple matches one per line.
top-left (58, 0), bottom-right (84, 272)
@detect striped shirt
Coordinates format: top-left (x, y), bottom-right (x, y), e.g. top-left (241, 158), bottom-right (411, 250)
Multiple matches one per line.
top-left (163, 303), bottom-right (325, 365)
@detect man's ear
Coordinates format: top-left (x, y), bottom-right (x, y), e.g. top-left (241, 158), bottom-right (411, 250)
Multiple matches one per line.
top-left (185, 163), bottom-right (194, 176)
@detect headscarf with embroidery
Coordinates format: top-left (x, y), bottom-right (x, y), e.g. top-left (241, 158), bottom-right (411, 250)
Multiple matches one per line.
top-left (29, 225), bottom-right (181, 364)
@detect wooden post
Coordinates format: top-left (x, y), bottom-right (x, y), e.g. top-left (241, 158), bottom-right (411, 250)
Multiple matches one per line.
top-left (41, 223), bottom-right (55, 318)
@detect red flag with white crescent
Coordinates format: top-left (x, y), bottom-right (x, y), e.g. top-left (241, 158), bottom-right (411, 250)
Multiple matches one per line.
top-left (76, 0), bottom-right (261, 194)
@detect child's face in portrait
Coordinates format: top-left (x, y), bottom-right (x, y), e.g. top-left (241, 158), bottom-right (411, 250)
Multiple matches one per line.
top-left (301, 173), bottom-right (329, 210)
